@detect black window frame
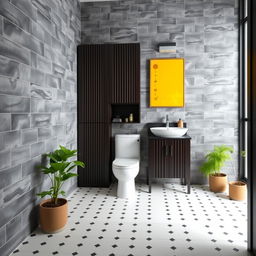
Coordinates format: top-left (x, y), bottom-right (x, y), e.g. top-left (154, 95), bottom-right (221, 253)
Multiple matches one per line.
top-left (239, 0), bottom-right (249, 182)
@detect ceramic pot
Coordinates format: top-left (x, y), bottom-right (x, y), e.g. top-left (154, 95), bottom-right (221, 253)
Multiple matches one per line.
top-left (209, 173), bottom-right (227, 193)
top-left (229, 181), bottom-right (247, 201)
top-left (39, 198), bottom-right (68, 233)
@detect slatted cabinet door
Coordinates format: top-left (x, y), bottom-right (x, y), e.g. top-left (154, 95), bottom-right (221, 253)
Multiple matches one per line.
top-left (77, 44), bottom-right (110, 123)
top-left (78, 123), bottom-right (111, 187)
top-left (148, 138), bottom-right (191, 193)
top-left (111, 43), bottom-right (140, 104)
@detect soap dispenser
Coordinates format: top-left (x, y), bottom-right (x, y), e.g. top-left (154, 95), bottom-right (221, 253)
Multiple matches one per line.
top-left (177, 119), bottom-right (183, 128)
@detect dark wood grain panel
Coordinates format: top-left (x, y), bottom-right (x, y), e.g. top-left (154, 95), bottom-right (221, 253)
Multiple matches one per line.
top-left (78, 123), bottom-right (111, 187)
top-left (77, 44), bottom-right (110, 123)
top-left (111, 43), bottom-right (140, 104)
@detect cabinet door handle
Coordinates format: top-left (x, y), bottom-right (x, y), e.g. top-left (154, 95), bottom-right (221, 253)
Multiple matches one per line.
top-left (169, 145), bottom-right (173, 157)
top-left (165, 145), bottom-right (169, 156)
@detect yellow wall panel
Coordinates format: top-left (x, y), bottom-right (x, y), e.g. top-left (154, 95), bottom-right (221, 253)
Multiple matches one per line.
top-left (150, 58), bottom-right (184, 107)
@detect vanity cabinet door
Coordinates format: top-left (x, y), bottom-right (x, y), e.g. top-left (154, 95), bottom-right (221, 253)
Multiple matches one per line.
top-left (78, 123), bottom-right (111, 187)
top-left (149, 139), bottom-right (168, 179)
top-left (148, 139), bottom-right (190, 179)
top-left (111, 43), bottom-right (140, 104)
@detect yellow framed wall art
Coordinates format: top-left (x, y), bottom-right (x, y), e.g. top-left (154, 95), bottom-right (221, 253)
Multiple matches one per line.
top-left (150, 58), bottom-right (184, 107)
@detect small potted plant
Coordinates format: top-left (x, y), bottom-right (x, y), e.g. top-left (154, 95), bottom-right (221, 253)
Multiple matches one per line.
top-left (229, 151), bottom-right (247, 201)
top-left (38, 145), bottom-right (85, 233)
top-left (200, 145), bottom-right (233, 193)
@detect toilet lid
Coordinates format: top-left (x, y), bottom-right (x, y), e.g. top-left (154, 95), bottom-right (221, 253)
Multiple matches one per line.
top-left (113, 158), bottom-right (139, 168)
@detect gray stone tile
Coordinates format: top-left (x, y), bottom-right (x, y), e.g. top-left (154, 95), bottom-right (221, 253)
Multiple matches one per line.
top-left (11, 114), bottom-right (30, 130)
top-left (38, 127), bottom-right (52, 141)
top-left (0, 150), bottom-right (11, 170)
top-left (3, 130), bottom-right (21, 149)
top-left (31, 141), bottom-right (45, 158)
top-left (0, 114), bottom-right (11, 132)
top-left (11, 0), bottom-right (37, 21)
top-left (21, 155), bottom-right (42, 177)
top-left (36, 9), bottom-right (53, 34)
top-left (30, 68), bottom-right (45, 87)
top-left (0, 37), bottom-right (30, 65)
top-left (110, 27), bottom-right (137, 41)
top-left (11, 145), bottom-right (30, 166)
top-left (0, 95), bottom-right (30, 113)
top-left (6, 215), bottom-right (22, 241)
top-left (0, 226), bottom-right (5, 248)
top-left (31, 0), bottom-right (51, 20)
top-left (0, 1), bottom-right (32, 33)
top-left (0, 76), bottom-right (30, 97)
top-left (30, 84), bottom-right (52, 100)
top-left (4, 20), bottom-right (44, 55)
top-left (21, 128), bottom-right (37, 145)
top-left (0, 165), bottom-right (22, 190)
top-left (31, 114), bottom-right (52, 128)
top-left (0, 56), bottom-right (19, 78)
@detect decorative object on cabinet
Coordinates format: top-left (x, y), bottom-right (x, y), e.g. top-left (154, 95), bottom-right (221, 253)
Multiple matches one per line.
top-left (37, 146), bottom-right (85, 233)
top-left (77, 43), bottom-right (140, 187)
top-left (150, 58), bottom-right (184, 107)
top-left (147, 123), bottom-right (191, 194)
top-left (200, 145), bottom-right (233, 193)
top-left (158, 42), bottom-right (176, 53)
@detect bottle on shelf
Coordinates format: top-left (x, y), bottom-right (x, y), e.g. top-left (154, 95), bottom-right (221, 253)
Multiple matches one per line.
top-left (129, 113), bottom-right (133, 122)
top-left (177, 118), bottom-right (183, 128)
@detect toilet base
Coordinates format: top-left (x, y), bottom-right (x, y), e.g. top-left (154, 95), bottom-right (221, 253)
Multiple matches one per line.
top-left (117, 180), bottom-right (136, 199)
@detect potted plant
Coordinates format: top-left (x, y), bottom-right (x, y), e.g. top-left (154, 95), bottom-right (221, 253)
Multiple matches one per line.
top-left (200, 145), bottom-right (233, 193)
top-left (38, 145), bottom-right (85, 233)
top-left (229, 151), bottom-right (247, 201)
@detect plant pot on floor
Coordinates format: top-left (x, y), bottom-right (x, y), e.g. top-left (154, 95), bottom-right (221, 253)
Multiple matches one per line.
top-left (209, 173), bottom-right (227, 193)
top-left (229, 181), bottom-right (247, 201)
top-left (39, 198), bottom-right (68, 233)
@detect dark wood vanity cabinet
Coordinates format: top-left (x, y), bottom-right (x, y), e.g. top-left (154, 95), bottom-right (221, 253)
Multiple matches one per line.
top-left (111, 44), bottom-right (140, 104)
top-left (148, 136), bottom-right (191, 194)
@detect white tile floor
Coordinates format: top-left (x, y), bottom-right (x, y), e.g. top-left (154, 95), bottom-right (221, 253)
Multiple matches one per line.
top-left (11, 183), bottom-right (249, 256)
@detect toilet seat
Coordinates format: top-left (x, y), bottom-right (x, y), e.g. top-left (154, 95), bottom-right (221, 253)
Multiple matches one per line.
top-left (113, 158), bottom-right (139, 168)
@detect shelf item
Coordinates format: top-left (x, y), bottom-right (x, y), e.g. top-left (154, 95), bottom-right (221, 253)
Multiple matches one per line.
top-left (111, 104), bottom-right (140, 124)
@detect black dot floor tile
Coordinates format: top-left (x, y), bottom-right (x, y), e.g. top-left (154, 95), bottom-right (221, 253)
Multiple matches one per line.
top-left (10, 184), bottom-right (248, 256)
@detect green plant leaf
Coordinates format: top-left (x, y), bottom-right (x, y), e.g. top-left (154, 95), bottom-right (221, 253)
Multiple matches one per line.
top-left (51, 162), bottom-right (70, 172)
top-left (74, 161), bottom-right (85, 168)
top-left (60, 190), bottom-right (66, 196)
top-left (62, 173), bottom-right (78, 181)
top-left (37, 191), bottom-right (52, 198)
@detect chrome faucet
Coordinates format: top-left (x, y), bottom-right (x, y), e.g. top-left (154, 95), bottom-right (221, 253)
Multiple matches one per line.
top-left (166, 115), bottom-right (169, 128)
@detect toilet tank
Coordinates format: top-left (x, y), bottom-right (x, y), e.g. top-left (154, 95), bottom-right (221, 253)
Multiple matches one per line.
top-left (115, 134), bottom-right (140, 159)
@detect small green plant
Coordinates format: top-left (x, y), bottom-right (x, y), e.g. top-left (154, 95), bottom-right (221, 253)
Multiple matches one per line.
top-left (37, 145), bottom-right (85, 205)
top-left (200, 145), bottom-right (233, 176)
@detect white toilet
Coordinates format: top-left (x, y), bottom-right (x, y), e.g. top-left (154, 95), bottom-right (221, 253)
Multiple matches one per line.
top-left (112, 134), bottom-right (140, 199)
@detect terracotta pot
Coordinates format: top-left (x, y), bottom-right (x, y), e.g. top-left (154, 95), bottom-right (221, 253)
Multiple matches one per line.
top-left (209, 173), bottom-right (227, 193)
top-left (39, 198), bottom-right (68, 233)
top-left (229, 181), bottom-right (247, 201)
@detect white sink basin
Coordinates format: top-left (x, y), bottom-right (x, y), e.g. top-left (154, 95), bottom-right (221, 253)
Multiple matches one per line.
top-left (150, 127), bottom-right (188, 138)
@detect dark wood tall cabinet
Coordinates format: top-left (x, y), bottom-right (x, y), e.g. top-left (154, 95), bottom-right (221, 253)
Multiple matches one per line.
top-left (77, 43), bottom-right (140, 187)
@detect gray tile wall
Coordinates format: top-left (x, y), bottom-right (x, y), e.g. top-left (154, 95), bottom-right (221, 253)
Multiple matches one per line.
top-left (0, 0), bottom-right (80, 255)
top-left (81, 0), bottom-right (239, 184)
